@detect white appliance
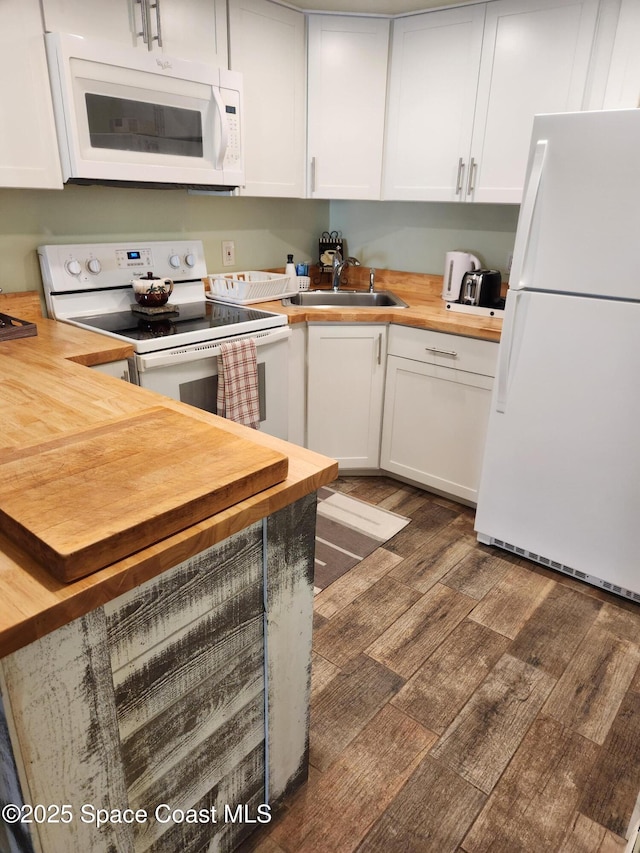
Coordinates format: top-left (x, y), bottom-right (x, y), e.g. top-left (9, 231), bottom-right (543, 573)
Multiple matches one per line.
top-left (441, 251), bottom-right (480, 301)
top-left (38, 241), bottom-right (290, 439)
top-left (45, 33), bottom-right (243, 189)
top-left (475, 109), bottom-right (640, 603)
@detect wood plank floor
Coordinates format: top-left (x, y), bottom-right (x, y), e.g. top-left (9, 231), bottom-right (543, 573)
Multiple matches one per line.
top-left (239, 476), bottom-right (640, 853)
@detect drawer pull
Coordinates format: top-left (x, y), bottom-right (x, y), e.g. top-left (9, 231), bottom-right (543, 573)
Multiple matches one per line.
top-left (425, 346), bottom-right (458, 357)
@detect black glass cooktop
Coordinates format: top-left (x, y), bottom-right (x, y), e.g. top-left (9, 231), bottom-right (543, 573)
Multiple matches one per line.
top-left (73, 301), bottom-right (276, 341)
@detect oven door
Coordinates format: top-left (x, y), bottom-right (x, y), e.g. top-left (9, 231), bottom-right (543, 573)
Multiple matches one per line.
top-left (131, 327), bottom-right (291, 439)
top-left (45, 32), bottom-right (243, 187)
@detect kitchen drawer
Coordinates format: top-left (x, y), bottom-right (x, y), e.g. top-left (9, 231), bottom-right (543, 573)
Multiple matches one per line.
top-left (388, 324), bottom-right (498, 376)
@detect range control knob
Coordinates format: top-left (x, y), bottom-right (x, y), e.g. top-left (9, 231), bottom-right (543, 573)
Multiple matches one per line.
top-left (185, 253), bottom-right (196, 268)
top-left (169, 254), bottom-right (181, 269)
top-left (65, 259), bottom-right (82, 276)
top-left (86, 258), bottom-right (102, 274)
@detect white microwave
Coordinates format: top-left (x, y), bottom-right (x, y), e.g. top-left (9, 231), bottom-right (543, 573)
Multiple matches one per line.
top-left (45, 32), bottom-right (244, 190)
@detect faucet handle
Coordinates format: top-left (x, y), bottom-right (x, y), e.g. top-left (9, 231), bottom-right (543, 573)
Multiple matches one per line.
top-left (369, 268), bottom-right (376, 293)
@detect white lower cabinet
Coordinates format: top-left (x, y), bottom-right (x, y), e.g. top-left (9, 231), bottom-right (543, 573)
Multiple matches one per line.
top-left (307, 323), bottom-right (386, 469)
top-left (380, 325), bottom-right (498, 504)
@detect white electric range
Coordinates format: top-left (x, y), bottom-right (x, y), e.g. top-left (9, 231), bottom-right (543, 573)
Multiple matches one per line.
top-left (38, 240), bottom-right (291, 438)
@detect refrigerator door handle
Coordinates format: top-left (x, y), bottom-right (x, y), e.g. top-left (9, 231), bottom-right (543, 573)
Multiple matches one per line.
top-left (510, 140), bottom-right (548, 291)
top-left (496, 290), bottom-right (524, 413)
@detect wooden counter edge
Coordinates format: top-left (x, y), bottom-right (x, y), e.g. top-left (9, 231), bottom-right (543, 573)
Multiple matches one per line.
top-left (0, 435), bottom-right (338, 658)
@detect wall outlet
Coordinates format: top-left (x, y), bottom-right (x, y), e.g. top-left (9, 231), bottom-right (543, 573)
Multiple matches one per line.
top-left (222, 240), bottom-right (235, 267)
top-left (506, 252), bottom-right (513, 274)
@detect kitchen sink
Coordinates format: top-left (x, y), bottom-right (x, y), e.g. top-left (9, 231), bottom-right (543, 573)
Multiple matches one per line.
top-left (283, 290), bottom-right (408, 308)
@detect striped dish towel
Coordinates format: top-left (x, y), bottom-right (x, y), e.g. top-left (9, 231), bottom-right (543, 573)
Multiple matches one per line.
top-left (216, 339), bottom-right (260, 429)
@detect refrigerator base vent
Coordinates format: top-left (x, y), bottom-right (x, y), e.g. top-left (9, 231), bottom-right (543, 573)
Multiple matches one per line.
top-left (485, 537), bottom-right (640, 604)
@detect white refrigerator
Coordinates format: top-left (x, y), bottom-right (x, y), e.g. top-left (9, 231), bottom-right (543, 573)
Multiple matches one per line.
top-left (474, 109), bottom-right (640, 602)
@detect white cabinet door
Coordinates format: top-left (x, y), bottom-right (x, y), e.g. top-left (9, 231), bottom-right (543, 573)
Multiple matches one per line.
top-left (307, 16), bottom-right (389, 200)
top-left (307, 324), bottom-right (387, 469)
top-left (383, 0), bottom-right (599, 204)
top-left (229, 0), bottom-right (306, 197)
top-left (471, 0), bottom-right (599, 203)
top-left (0, 0), bottom-right (63, 188)
top-left (380, 326), bottom-right (498, 503)
top-left (41, 0), bottom-right (228, 66)
top-left (382, 6), bottom-right (485, 202)
top-left (603, 0), bottom-right (640, 108)
top-left (381, 356), bottom-right (494, 504)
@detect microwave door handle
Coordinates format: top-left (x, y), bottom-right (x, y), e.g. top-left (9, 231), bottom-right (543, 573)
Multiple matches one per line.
top-left (212, 86), bottom-right (229, 171)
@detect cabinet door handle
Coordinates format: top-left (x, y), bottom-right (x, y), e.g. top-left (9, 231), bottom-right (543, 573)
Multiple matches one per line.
top-left (466, 157), bottom-right (477, 196)
top-left (310, 157), bottom-right (317, 193)
top-left (455, 157), bottom-right (465, 195)
top-left (136, 0), bottom-right (151, 47)
top-left (151, 0), bottom-right (163, 47)
top-left (425, 346), bottom-right (458, 357)
top-left (377, 333), bottom-right (382, 365)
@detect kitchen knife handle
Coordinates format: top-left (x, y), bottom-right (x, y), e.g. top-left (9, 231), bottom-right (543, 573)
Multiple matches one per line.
top-left (466, 157), bottom-right (477, 195)
top-left (455, 158), bottom-right (465, 195)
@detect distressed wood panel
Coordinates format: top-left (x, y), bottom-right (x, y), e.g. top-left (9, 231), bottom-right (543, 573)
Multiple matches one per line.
top-left (313, 547), bottom-right (403, 620)
top-left (543, 624), bottom-right (640, 745)
top-left (106, 522), bottom-right (263, 671)
top-left (431, 653), bottom-right (556, 794)
top-left (121, 619), bottom-right (264, 799)
top-left (468, 564), bottom-right (555, 639)
top-left (1, 610), bottom-right (134, 853)
top-left (0, 694), bottom-right (34, 853)
top-left (366, 583), bottom-right (477, 679)
top-left (391, 620), bottom-right (510, 734)
top-left (264, 495), bottom-right (317, 803)
top-left (578, 687), bottom-right (640, 837)
top-left (313, 575), bottom-right (421, 668)
top-left (113, 596), bottom-right (263, 740)
top-left (146, 744), bottom-right (265, 853)
top-left (309, 654), bottom-right (405, 772)
top-left (269, 705), bottom-right (436, 853)
top-left (358, 756), bottom-right (486, 853)
top-left (463, 716), bottom-right (599, 852)
top-left (388, 526), bottom-right (475, 593)
top-left (509, 584), bottom-right (603, 678)
top-left (132, 692), bottom-right (264, 852)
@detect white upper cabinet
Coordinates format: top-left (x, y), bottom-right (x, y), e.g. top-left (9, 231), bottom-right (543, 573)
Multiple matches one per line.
top-left (308, 15), bottom-right (390, 200)
top-left (383, 6), bottom-right (485, 202)
top-left (603, 0), bottom-right (640, 108)
top-left (471, 0), bottom-right (599, 204)
top-left (383, 0), bottom-right (599, 204)
top-left (40, 0), bottom-right (228, 67)
top-left (0, 0), bottom-right (62, 188)
top-left (229, 0), bottom-right (306, 197)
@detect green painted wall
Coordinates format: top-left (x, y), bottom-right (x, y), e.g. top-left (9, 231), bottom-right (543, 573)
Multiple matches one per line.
top-left (329, 200), bottom-right (520, 278)
top-left (0, 185), bottom-right (519, 301)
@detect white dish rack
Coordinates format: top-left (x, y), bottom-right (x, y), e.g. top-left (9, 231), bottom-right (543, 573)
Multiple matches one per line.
top-left (205, 271), bottom-right (298, 304)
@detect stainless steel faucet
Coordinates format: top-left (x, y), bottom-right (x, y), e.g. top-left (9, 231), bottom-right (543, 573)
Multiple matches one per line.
top-left (331, 250), bottom-right (361, 291)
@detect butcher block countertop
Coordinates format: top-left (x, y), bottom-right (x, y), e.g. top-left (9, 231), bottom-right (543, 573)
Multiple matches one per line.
top-left (0, 292), bottom-right (338, 658)
top-left (248, 268), bottom-right (504, 342)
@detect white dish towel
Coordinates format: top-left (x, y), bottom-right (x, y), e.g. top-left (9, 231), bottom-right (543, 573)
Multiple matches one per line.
top-left (216, 339), bottom-right (260, 429)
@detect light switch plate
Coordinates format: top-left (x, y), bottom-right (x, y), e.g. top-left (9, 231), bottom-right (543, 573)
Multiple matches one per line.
top-left (222, 240), bottom-right (235, 267)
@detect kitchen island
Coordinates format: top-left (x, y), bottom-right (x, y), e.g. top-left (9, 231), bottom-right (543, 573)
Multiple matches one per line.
top-left (0, 293), bottom-right (337, 853)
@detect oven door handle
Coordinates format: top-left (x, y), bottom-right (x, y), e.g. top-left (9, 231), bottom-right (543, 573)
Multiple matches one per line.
top-left (135, 326), bottom-right (291, 371)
